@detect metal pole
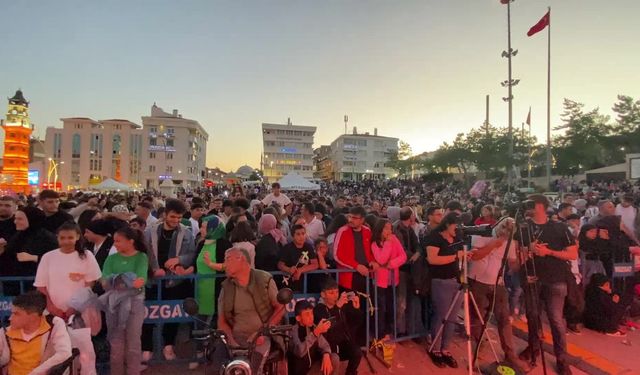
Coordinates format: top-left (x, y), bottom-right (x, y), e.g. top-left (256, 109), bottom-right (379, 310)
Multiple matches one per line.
top-left (545, 7), bottom-right (552, 189)
top-left (528, 121), bottom-right (532, 188)
top-left (507, 0), bottom-right (514, 192)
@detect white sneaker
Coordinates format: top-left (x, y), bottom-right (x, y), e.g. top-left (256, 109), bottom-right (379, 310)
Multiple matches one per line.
top-left (142, 351), bottom-right (153, 362)
top-left (188, 352), bottom-right (204, 370)
top-left (163, 345), bottom-right (177, 361)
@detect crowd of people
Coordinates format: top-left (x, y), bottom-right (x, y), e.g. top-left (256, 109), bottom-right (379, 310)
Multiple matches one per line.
top-left (0, 177), bottom-right (638, 375)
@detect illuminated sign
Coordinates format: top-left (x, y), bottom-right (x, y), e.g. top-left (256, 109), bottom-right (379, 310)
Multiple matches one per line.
top-left (28, 170), bottom-right (39, 185)
top-left (280, 147), bottom-right (297, 153)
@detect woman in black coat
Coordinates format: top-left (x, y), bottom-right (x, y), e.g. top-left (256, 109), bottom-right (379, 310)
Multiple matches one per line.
top-left (255, 213), bottom-right (286, 271)
top-left (583, 273), bottom-right (627, 336)
top-left (4, 206), bottom-right (58, 293)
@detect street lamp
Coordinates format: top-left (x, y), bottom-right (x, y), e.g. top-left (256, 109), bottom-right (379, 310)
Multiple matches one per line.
top-left (47, 158), bottom-right (64, 191)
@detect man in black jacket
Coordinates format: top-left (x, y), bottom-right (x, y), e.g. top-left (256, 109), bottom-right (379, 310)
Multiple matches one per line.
top-left (393, 207), bottom-right (421, 335)
top-left (38, 190), bottom-right (73, 234)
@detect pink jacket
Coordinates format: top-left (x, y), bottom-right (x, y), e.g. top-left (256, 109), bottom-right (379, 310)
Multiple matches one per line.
top-left (371, 235), bottom-right (407, 288)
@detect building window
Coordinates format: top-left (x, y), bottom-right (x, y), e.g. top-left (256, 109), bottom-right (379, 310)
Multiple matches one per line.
top-left (166, 153), bottom-right (173, 160)
top-left (130, 134), bottom-right (142, 157)
top-left (150, 138), bottom-right (157, 146)
top-left (53, 133), bottom-right (62, 158)
top-left (150, 126), bottom-right (157, 133)
top-left (149, 165), bottom-right (156, 172)
top-left (165, 139), bottom-right (174, 147)
top-left (149, 152), bottom-right (155, 159)
top-left (89, 159), bottom-right (102, 171)
top-left (90, 134), bottom-right (103, 158)
top-left (112, 134), bottom-right (121, 156)
top-left (166, 166), bottom-right (173, 172)
top-left (72, 134), bottom-right (81, 158)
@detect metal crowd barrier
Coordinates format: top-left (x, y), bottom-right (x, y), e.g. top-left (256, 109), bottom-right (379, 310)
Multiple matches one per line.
top-left (0, 269), bottom-right (436, 368)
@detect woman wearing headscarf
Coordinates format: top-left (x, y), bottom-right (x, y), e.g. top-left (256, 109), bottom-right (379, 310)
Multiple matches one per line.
top-left (3, 206), bottom-right (58, 295)
top-left (255, 213), bottom-right (286, 272)
top-left (189, 215), bottom-right (231, 370)
top-left (578, 224), bottom-right (607, 285)
top-left (196, 215), bottom-right (231, 315)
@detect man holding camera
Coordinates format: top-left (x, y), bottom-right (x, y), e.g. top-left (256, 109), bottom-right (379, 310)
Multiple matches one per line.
top-left (314, 278), bottom-right (363, 375)
top-left (468, 218), bottom-right (528, 370)
top-left (517, 195), bottom-right (578, 375)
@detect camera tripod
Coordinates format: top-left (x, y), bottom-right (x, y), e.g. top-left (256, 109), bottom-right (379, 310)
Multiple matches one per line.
top-left (514, 217), bottom-right (548, 375)
top-left (428, 243), bottom-right (500, 375)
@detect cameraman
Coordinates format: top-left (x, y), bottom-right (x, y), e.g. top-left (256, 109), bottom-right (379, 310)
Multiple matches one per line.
top-left (517, 195), bottom-right (577, 375)
top-left (314, 278), bottom-right (362, 375)
top-left (468, 218), bottom-right (528, 369)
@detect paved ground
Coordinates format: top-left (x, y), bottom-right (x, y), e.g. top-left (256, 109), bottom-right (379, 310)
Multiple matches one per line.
top-left (143, 310), bottom-right (640, 375)
top-left (146, 324), bottom-right (625, 374)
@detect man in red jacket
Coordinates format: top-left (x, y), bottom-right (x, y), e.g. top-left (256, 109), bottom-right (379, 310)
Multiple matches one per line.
top-left (332, 206), bottom-right (374, 293)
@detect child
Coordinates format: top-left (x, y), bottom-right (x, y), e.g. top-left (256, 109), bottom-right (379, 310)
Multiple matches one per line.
top-left (370, 218), bottom-right (407, 341)
top-left (278, 225), bottom-right (318, 292)
top-left (101, 227), bottom-right (149, 375)
top-left (34, 222), bottom-right (102, 320)
top-left (289, 300), bottom-right (338, 375)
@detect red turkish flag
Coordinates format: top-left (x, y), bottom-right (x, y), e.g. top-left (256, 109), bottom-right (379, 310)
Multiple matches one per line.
top-left (526, 107), bottom-right (531, 126)
top-left (527, 11), bottom-right (550, 37)
top-left (500, 0), bottom-right (510, 3)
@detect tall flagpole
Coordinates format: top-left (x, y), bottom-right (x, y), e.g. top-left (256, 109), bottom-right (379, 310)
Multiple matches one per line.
top-left (502, 0), bottom-right (519, 192)
top-left (545, 7), bottom-right (552, 188)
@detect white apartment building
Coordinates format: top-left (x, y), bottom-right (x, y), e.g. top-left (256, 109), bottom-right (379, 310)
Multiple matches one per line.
top-left (46, 118), bottom-right (144, 190)
top-left (262, 119), bottom-right (316, 182)
top-left (329, 128), bottom-right (398, 181)
top-left (141, 104), bottom-right (208, 190)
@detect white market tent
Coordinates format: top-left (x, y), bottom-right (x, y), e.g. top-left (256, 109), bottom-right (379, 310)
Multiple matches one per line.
top-left (276, 172), bottom-right (320, 191)
top-left (91, 178), bottom-right (131, 191)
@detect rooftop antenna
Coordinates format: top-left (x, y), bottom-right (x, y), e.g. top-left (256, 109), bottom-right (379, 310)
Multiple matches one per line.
top-left (344, 115), bottom-right (348, 135)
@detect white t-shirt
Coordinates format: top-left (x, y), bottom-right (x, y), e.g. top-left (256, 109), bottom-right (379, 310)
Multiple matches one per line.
top-left (616, 204), bottom-right (637, 238)
top-left (468, 236), bottom-right (516, 285)
top-left (305, 217), bottom-right (325, 241)
top-left (93, 240), bottom-right (117, 257)
top-left (261, 193), bottom-right (291, 207)
top-left (34, 249), bottom-right (102, 312)
top-left (146, 214), bottom-right (159, 228)
top-left (189, 217), bottom-right (200, 239)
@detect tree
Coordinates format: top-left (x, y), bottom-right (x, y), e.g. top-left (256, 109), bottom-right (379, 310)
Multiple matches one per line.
top-left (552, 99), bottom-right (612, 175)
top-left (248, 170), bottom-right (263, 181)
top-left (398, 140), bottom-right (413, 160)
top-left (612, 95), bottom-right (640, 134)
top-left (386, 140), bottom-right (413, 178)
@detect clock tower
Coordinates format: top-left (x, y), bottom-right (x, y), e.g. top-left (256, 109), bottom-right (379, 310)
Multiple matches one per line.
top-left (1, 90), bottom-right (32, 193)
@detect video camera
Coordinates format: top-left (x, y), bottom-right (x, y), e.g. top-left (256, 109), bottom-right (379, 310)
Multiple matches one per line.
top-left (459, 224), bottom-right (494, 238)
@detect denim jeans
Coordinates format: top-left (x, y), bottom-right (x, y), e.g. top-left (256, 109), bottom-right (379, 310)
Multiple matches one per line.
top-left (430, 278), bottom-right (462, 352)
top-left (107, 295), bottom-right (145, 375)
top-left (506, 271), bottom-right (523, 315)
top-left (395, 271), bottom-right (408, 334)
top-left (469, 279), bottom-right (515, 358)
top-left (407, 293), bottom-right (429, 336)
top-left (524, 281), bottom-right (569, 367)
